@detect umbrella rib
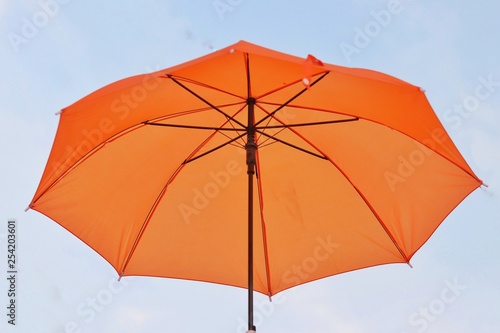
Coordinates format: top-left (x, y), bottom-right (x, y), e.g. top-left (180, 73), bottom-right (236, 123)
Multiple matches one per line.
top-left (287, 120), bottom-right (411, 262)
top-left (253, 102), bottom-right (358, 161)
top-left (166, 75), bottom-right (244, 100)
top-left (145, 122), bottom-right (247, 164)
top-left (119, 124), bottom-right (237, 275)
top-left (254, 71), bottom-right (329, 128)
top-left (147, 102), bottom-right (246, 122)
top-left (143, 121), bottom-right (245, 132)
top-left (328, 160), bottom-right (411, 264)
top-left (257, 101), bottom-right (483, 185)
top-left (257, 114), bottom-right (412, 263)
top-left (257, 98), bottom-right (412, 262)
top-left (254, 148), bottom-right (273, 298)
top-left (166, 74), bottom-right (247, 129)
top-left (254, 118), bottom-right (359, 147)
top-left (118, 162), bottom-right (186, 277)
top-left (245, 52), bottom-right (252, 98)
top-left (183, 133), bottom-right (247, 164)
top-left (256, 111), bottom-right (411, 263)
top-left (144, 106), bottom-right (249, 164)
top-left (120, 103), bottom-right (252, 276)
top-left (256, 130), bottom-right (327, 160)
top-left (255, 118), bottom-right (359, 130)
top-left (254, 71), bottom-right (330, 100)
top-left (246, 51), bottom-right (273, 299)
top-left (30, 123), bottom-right (149, 206)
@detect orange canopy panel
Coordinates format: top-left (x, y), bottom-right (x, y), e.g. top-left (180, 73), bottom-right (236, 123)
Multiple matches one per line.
top-left (30, 40), bottom-right (482, 297)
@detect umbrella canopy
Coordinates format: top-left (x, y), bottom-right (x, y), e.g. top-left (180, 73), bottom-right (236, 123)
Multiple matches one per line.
top-left (30, 40), bottom-right (482, 331)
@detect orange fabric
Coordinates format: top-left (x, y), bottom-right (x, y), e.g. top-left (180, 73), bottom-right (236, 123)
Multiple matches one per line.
top-left (30, 41), bottom-right (482, 296)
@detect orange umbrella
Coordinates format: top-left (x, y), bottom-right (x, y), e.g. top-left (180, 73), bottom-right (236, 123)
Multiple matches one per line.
top-left (29, 40), bottom-right (482, 332)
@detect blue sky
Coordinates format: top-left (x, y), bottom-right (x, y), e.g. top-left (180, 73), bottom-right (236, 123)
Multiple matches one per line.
top-left (1, 0), bottom-right (499, 332)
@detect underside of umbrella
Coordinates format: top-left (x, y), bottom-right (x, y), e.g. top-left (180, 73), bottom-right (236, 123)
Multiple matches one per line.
top-left (29, 41), bottom-right (483, 331)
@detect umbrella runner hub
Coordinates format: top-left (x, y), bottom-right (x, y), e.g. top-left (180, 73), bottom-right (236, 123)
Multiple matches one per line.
top-left (245, 97), bottom-right (258, 175)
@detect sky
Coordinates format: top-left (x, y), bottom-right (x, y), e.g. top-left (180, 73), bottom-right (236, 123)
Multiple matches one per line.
top-left (0, 0), bottom-right (499, 332)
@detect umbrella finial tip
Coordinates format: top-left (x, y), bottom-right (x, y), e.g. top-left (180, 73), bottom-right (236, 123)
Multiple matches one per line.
top-left (229, 48), bottom-right (235, 54)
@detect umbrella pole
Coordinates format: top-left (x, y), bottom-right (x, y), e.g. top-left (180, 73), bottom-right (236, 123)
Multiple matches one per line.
top-left (246, 98), bottom-right (257, 332)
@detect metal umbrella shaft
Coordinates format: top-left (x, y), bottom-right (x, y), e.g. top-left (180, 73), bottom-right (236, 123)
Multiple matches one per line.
top-left (245, 98), bottom-right (257, 332)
